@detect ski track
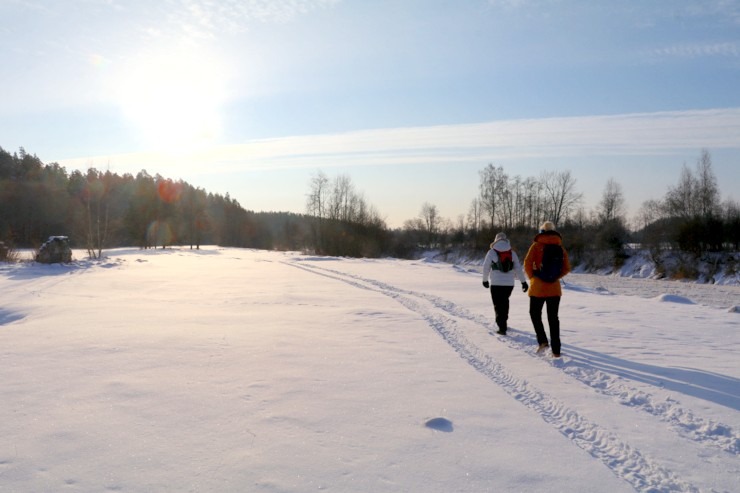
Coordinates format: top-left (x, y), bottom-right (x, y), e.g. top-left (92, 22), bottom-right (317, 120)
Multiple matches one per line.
top-left (290, 260), bottom-right (739, 456)
top-left (286, 259), bottom-right (737, 493)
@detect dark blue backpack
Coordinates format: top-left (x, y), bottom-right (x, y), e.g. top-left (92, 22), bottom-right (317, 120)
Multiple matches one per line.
top-left (535, 244), bottom-right (563, 282)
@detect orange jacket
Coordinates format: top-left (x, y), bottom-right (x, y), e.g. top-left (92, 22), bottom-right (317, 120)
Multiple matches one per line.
top-left (523, 231), bottom-right (571, 297)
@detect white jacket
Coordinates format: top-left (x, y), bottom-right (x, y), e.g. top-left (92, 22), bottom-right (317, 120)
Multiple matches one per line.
top-left (482, 239), bottom-right (526, 287)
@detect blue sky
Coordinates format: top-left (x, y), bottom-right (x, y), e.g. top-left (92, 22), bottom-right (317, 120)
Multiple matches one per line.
top-left (2, 0), bottom-right (740, 228)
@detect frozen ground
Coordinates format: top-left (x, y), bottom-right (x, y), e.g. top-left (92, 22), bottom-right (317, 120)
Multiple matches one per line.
top-left (0, 247), bottom-right (738, 492)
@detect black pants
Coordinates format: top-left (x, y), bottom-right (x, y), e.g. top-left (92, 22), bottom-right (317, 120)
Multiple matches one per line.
top-left (529, 296), bottom-right (561, 354)
top-left (489, 285), bottom-right (514, 332)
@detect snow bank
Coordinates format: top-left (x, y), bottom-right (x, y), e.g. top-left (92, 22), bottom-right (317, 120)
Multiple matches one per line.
top-left (654, 294), bottom-right (695, 304)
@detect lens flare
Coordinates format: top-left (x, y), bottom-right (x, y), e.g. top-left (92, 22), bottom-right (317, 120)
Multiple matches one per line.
top-left (158, 180), bottom-right (183, 204)
top-left (147, 220), bottom-right (173, 247)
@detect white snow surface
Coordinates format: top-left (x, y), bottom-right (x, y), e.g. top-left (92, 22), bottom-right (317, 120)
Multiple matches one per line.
top-left (1, 247), bottom-right (738, 493)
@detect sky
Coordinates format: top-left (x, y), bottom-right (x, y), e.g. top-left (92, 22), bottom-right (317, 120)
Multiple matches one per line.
top-left (1, 247), bottom-right (738, 491)
top-left (2, 0), bottom-right (740, 228)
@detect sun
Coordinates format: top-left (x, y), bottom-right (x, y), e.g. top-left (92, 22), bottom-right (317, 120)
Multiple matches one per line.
top-left (115, 46), bottom-right (228, 154)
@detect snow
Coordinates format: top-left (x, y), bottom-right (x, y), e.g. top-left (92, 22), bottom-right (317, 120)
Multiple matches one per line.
top-left (1, 247), bottom-right (738, 493)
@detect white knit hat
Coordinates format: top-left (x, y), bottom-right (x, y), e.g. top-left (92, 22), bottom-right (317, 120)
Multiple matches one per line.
top-left (539, 221), bottom-right (556, 231)
top-left (494, 232), bottom-right (507, 242)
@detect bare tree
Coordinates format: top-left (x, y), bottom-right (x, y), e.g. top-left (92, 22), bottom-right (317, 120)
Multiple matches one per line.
top-left (541, 170), bottom-right (582, 225)
top-left (419, 202), bottom-right (440, 247)
top-left (498, 186), bottom-right (514, 229)
top-left (467, 198), bottom-right (483, 234)
top-left (635, 199), bottom-right (665, 231)
top-left (306, 171), bottom-right (329, 251)
top-left (306, 170), bottom-right (329, 219)
top-left (664, 150), bottom-right (720, 220)
top-left (597, 178), bottom-right (626, 223)
top-left (695, 149), bottom-right (719, 219)
top-left (665, 164), bottom-right (697, 219)
top-left (327, 174), bottom-right (355, 221)
top-left (478, 164), bottom-right (507, 228)
top-left (510, 175), bottom-right (526, 228)
top-left (521, 176), bottom-right (543, 229)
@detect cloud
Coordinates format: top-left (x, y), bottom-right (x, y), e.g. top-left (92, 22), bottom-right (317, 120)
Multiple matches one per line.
top-left (652, 42), bottom-right (740, 59)
top-left (487, 0), bottom-right (531, 7)
top-left (161, 0), bottom-right (341, 38)
top-left (683, 1), bottom-right (740, 25)
top-left (57, 108), bottom-right (740, 176)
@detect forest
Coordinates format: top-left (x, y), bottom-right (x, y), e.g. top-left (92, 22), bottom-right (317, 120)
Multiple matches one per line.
top-left (1, 146), bottom-right (738, 279)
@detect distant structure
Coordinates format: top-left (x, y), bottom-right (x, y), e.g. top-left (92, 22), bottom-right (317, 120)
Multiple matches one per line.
top-left (36, 236), bottom-right (72, 264)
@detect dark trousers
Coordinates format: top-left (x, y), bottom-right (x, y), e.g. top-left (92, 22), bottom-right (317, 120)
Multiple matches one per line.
top-left (489, 285), bottom-right (514, 331)
top-left (529, 296), bottom-right (561, 353)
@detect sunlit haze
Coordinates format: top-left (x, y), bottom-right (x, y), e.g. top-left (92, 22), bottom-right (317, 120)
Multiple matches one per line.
top-left (113, 45), bottom-right (229, 154)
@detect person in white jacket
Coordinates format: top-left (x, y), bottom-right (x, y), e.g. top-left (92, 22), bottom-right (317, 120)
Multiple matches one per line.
top-left (482, 232), bottom-right (528, 335)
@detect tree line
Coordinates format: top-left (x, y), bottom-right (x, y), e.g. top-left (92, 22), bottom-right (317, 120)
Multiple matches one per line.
top-left (0, 147), bottom-right (277, 256)
top-left (1, 146), bottom-right (738, 278)
top-left (396, 150), bottom-right (737, 271)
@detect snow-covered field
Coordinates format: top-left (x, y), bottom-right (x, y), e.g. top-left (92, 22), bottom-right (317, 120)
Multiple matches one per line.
top-left (1, 247), bottom-right (738, 492)
top-left (563, 273), bottom-right (739, 311)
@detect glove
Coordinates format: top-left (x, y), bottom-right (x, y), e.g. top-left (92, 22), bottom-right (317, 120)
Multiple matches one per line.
top-left (521, 282), bottom-right (528, 293)
top-left (482, 281), bottom-right (489, 289)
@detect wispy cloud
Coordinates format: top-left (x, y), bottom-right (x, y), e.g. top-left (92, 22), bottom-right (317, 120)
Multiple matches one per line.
top-left (160, 0), bottom-right (341, 38)
top-left (57, 108), bottom-right (740, 176)
top-left (487, 0), bottom-right (534, 8)
top-left (652, 42), bottom-right (740, 59)
top-left (683, 0), bottom-right (740, 25)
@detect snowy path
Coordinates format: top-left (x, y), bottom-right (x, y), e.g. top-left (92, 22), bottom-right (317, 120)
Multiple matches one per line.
top-left (286, 257), bottom-right (739, 493)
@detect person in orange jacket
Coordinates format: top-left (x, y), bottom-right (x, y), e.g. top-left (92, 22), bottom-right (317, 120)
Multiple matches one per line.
top-left (522, 221), bottom-right (571, 357)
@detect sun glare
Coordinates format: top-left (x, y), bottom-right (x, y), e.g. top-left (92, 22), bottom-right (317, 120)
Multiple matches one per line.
top-left (115, 47), bottom-right (228, 155)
